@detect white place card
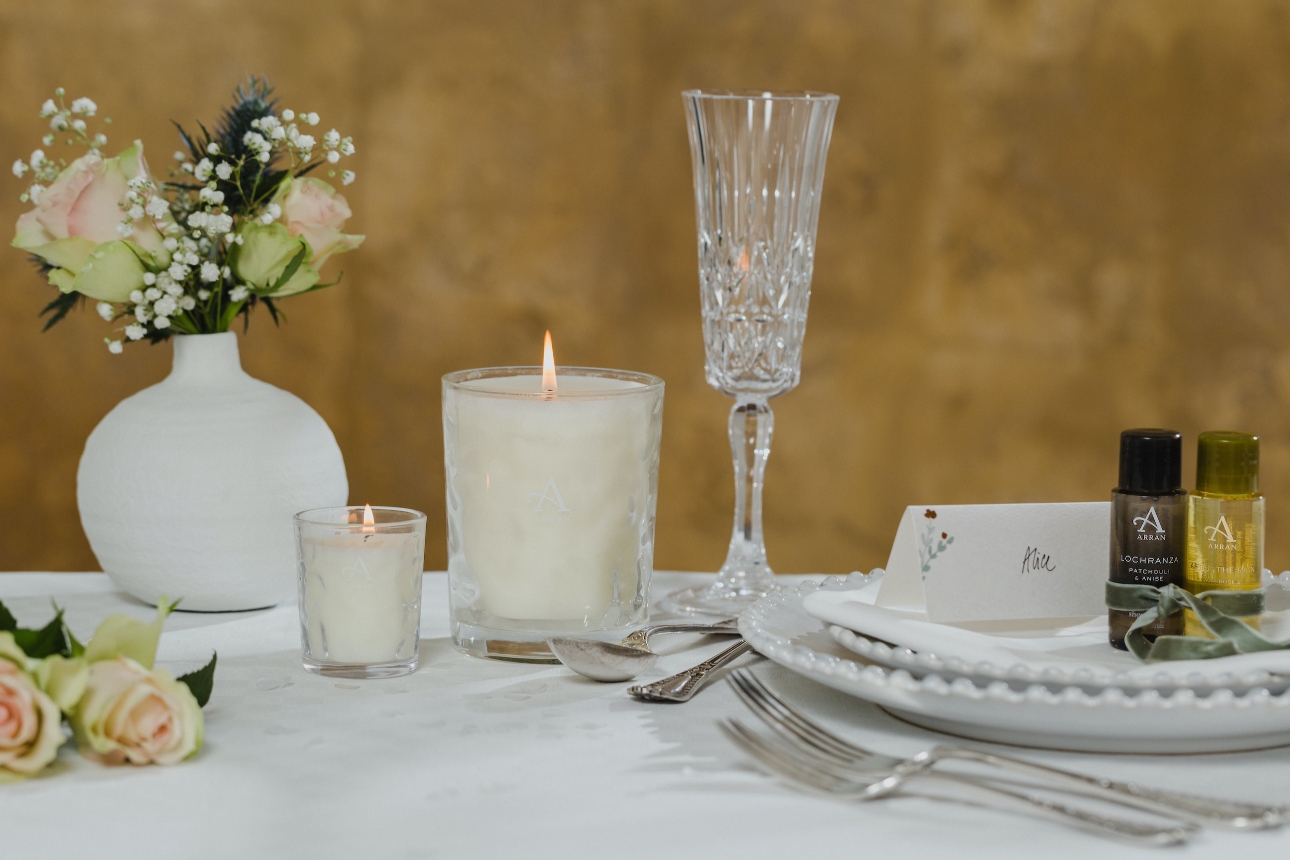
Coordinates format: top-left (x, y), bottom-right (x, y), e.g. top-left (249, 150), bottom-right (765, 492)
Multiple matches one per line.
top-left (874, 502), bottom-right (1111, 623)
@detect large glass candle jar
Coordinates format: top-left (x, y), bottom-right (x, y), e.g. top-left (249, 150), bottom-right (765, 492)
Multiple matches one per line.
top-left (443, 365), bottom-right (664, 661)
top-left (295, 505), bottom-right (427, 678)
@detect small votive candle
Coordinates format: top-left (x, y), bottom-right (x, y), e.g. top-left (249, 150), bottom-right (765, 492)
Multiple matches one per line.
top-left (295, 505), bottom-right (427, 679)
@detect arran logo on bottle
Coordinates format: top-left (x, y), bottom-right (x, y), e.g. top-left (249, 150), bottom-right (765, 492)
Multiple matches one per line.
top-left (1204, 515), bottom-right (1237, 544)
top-left (1133, 506), bottom-right (1165, 539)
top-left (528, 478), bottom-right (572, 522)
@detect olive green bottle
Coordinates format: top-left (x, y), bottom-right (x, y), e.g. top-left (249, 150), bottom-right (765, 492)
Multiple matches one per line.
top-left (1184, 431), bottom-right (1264, 637)
top-left (1109, 429), bottom-right (1186, 650)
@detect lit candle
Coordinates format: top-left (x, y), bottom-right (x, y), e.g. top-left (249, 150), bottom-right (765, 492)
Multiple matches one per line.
top-left (442, 334), bottom-right (664, 659)
top-left (294, 505), bottom-right (427, 678)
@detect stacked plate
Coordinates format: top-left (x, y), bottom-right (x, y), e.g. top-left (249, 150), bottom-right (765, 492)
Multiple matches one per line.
top-left (738, 571), bottom-right (1290, 753)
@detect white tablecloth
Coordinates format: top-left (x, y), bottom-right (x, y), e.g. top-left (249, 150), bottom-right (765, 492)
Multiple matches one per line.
top-left (3, 571), bottom-right (1289, 859)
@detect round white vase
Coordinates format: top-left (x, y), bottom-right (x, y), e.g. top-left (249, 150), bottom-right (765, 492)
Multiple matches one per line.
top-left (77, 332), bottom-right (348, 611)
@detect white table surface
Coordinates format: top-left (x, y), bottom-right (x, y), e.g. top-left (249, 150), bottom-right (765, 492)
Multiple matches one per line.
top-left (3, 571), bottom-right (1289, 859)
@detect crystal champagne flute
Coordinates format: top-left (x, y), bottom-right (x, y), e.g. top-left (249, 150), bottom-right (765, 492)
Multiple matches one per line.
top-left (665, 89), bottom-right (839, 616)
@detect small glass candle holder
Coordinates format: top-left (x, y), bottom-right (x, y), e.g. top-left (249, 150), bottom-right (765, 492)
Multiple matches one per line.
top-left (443, 366), bottom-right (664, 661)
top-left (294, 506), bottom-right (427, 679)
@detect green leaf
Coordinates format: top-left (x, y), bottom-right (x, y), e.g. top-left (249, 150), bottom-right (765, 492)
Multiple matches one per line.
top-left (13, 611), bottom-right (70, 659)
top-left (0, 600), bottom-right (16, 633)
top-left (177, 652), bottom-right (217, 708)
top-left (62, 617), bottom-right (85, 658)
top-left (167, 312), bottom-right (199, 334)
top-left (268, 245), bottom-right (308, 294)
top-left (218, 298), bottom-right (246, 331)
top-left (296, 271), bottom-right (344, 295)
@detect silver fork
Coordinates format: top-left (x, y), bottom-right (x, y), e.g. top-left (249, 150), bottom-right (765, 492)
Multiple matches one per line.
top-left (719, 718), bottom-right (1194, 845)
top-left (729, 669), bottom-right (1286, 830)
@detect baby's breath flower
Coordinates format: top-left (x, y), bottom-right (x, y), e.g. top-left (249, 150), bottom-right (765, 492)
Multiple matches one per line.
top-left (229, 286), bottom-right (249, 302)
top-left (41, 133), bottom-right (54, 147)
top-left (144, 287), bottom-right (161, 301)
top-left (184, 251), bottom-right (199, 266)
top-left (215, 162), bottom-right (232, 180)
top-left (71, 97), bottom-right (97, 116)
top-left (163, 237), bottom-right (179, 252)
top-left (173, 150), bottom-right (187, 162)
top-left (129, 289), bottom-right (144, 303)
top-left (181, 163), bottom-right (194, 174)
top-left (206, 142), bottom-right (219, 154)
top-left (146, 197), bottom-right (169, 218)
top-left (306, 112), bottom-right (320, 126)
top-left (327, 150), bottom-right (340, 164)
top-left (12, 160), bottom-right (27, 178)
top-left (125, 324), bottom-right (146, 341)
top-left (341, 170), bottom-right (355, 185)
top-left (164, 282), bottom-right (183, 297)
top-left (197, 288), bottom-right (211, 300)
top-left (39, 99), bottom-right (57, 118)
top-left (270, 126), bottom-right (286, 141)
top-left (323, 129), bottom-right (340, 148)
top-left (96, 301), bottom-right (114, 320)
top-left (198, 186), bottom-right (225, 205)
top-left (339, 138), bottom-right (355, 156)
top-left (115, 221), bottom-right (133, 238)
top-left (50, 115), bottom-right (69, 132)
top-left (200, 261), bottom-right (220, 283)
top-left (167, 261), bottom-right (189, 280)
top-left (91, 133), bottom-right (107, 148)
top-left (179, 295), bottom-right (196, 311)
top-left (106, 339), bottom-right (123, 354)
top-left (154, 296), bottom-right (178, 317)
top-left (134, 304), bottom-right (151, 322)
top-left (281, 109), bottom-right (295, 121)
top-left (71, 119), bottom-right (87, 133)
top-left (141, 273), bottom-right (156, 287)
top-left (154, 316), bottom-right (171, 329)
top-left (28, 184), bottom-right (45, 202)
top-left (221, 265), bottom-right (231, 278)
top-left (30, 150), bottom-right (46, 168)
top-left (128, 204), bottom-right (144, 220)
top-left (193, 158), bottom-right (213, 181)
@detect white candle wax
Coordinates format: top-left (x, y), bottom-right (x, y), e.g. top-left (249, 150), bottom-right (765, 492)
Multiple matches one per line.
top-left (447, 372), bottom-right (661, 622)
top-left (300, 533), bottom-right (422, 664)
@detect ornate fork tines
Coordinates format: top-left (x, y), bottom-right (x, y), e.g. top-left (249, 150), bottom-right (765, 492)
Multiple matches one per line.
top-left (719, 718), bottom-right (1196, 845)
top-left (728, 670), bottom-right (1288, 830)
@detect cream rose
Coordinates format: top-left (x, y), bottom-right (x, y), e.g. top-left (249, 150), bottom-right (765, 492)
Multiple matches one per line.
top-left (70, 656), bottom-right (203, 766)
top-left (276, 176), bottom-right (363, 269)
top-left (0, 656), bottom-right (65, 778)
top-left (11, 140), bottom-right (169, 302)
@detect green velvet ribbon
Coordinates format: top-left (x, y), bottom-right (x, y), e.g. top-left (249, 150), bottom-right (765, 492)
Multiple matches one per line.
top-left (1105, 581), bottom-right (1286, 662)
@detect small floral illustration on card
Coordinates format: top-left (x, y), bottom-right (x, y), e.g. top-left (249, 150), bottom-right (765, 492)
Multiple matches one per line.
top-left (918, 508), bottom-right (954, 577)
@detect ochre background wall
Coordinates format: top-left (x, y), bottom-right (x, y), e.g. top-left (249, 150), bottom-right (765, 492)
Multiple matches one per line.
top-left (4, 0), bottom-right (1290, 574)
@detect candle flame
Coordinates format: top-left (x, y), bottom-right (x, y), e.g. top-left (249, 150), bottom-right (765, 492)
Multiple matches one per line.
top-left (362, 503), bottom-right (375, 534)
top-left (542, 330), bottom-right (557, 395)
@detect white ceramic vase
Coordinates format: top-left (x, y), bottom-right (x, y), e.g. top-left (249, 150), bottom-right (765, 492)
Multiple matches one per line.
top-left (77, 332), bottom-right (348, 611)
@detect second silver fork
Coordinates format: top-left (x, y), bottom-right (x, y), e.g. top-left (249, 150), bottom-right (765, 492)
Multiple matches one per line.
top-left (728, 669), bottom-right (1286, 830)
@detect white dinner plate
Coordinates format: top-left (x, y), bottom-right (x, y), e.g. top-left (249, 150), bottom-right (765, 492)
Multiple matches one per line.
top-left (738, 573), bottom-right (1290, 753)
top-left (803, 578), bottom-right (1290, 696)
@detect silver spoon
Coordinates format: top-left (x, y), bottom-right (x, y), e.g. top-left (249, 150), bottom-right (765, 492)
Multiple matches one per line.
top-left (547, 619), bottom-right (740, 681)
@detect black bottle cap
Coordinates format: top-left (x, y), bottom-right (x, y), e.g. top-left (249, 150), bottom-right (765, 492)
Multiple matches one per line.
top-left (1117, 429), bottom-right (1183, 494)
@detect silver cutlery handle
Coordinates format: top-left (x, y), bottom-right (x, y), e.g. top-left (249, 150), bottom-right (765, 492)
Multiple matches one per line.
top-left (927, 746), bottom-right (1286, 829)
top-left (913, 772), bottom-right (1195, 846)
top-left (620, 618), bottom-right (739, 651)
top-left (629, 640), bottom-right (752, 702)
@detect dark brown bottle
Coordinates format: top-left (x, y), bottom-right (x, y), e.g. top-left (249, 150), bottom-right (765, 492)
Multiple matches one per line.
top-left (1109, 429), bottom-right (1187, 650)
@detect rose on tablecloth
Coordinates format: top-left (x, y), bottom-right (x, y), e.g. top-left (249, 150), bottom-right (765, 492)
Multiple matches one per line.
top-left (71, 656), bottom-right (203, 766)
top-left (0, 598), bottom-right (214, 780)
top-left (0, 635), bottom-right (66, 779)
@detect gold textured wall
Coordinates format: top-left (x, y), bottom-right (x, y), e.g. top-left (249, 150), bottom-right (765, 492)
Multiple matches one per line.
top-left (4, 0), bottom-right (1290, 575)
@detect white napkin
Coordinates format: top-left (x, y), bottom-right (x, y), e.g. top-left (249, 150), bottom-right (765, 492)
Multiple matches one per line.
top-left (803, 587), bottom-right (1290, 685)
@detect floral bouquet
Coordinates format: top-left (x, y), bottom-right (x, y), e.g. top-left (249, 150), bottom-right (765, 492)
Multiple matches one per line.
top-left (0, 599), bottom-right (214, 779)
top-left (10, 77), bottom-right (362, 352)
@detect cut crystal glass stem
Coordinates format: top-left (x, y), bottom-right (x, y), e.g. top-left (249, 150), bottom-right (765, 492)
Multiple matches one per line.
top-left (724, 398), bottom-right (774, 584)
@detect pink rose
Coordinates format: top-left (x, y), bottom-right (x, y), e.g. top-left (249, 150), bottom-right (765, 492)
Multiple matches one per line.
top-left (0, 659), bottom-right (65, 777)
top-left (277, 176), bottom-right (364, 269)
top-left (11, 141), bottom-right (168, 301)
top-left (70, 656), bottom-right (202, 766)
